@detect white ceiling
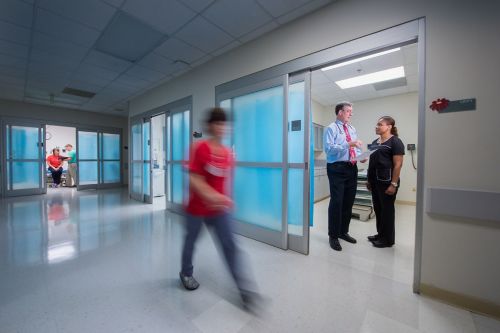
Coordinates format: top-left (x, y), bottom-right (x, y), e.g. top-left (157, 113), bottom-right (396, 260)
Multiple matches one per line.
top-left (311, 43), bottom-right (418, 107)
top-left (0, 0), bottom-right (336, 115)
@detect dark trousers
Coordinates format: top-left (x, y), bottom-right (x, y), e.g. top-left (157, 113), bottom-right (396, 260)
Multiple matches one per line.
top-left (181, 212), bottom-right (251, 292)
top-left (48, 167), bottom-right (63, 184)
top-left (370, 180), bottom-right (398, 245)
top-left (327, 162), bottom-right (358, 238)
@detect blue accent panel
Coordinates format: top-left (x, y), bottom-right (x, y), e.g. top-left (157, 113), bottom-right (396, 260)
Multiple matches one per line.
top-left (310, 117), bottom-right (314, 226)
top-left (183, 110), bottom-right (190, 160)
top-left (132, 124), bottom-right (141, 160)
top-left (12, 126), bottom-right (39, 159)
top-left (143, 123), bottom-right (150, 161)
top-left (103, 161), bottom-right (120, 183)
top-left (143, 162), bottom-right (150, 196)
top-left (166, 116), bottom-right (171, 161)
top-left (288, 82), bottom-right (305, 163)
top-left (102, 133), bottom-right (120, 160)
top-left (79, 161), bottom-right (98, 185)
top-left (233, 86), bottom-right (283, 162)
top-left (12, 162), bottom-right (39, 190)
top-left (131, 162), bottom-right (141, 194)
top-left (288, 168), bottom-right (303, 235)
top-left (172, 164), bottom-right (183, 204)
top-left (234, 166), bottom-right (282, 231)
top-left (78, 132), bottom-right (98, 160)
top-left (172, 113), bottom-right (182, 161)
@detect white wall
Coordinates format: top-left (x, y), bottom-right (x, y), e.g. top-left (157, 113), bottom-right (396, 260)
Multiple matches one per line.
top-left (353, 93), bottom-right (418, 203)
top-left (129, 0), bottom-right (500, 311)
top-left (0, 99), bottom-right (129, 184)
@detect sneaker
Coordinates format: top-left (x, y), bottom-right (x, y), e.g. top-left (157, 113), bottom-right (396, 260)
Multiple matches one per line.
top-left (179, 272), bottom-right (199, 290)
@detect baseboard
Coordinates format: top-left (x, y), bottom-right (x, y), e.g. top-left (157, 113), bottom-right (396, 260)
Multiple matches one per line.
top-left (396, 200), bottom-right (416, 206)
top-left (419, 283), bottom-right (500, 320)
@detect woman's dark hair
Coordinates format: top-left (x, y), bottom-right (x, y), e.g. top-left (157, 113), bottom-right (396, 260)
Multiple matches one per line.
top-left (52, 148), bottom-right (60, 155)
top-left (206, 107), bottom-right (227, 124)
top-left (379, 116), bottom-right (398, 136)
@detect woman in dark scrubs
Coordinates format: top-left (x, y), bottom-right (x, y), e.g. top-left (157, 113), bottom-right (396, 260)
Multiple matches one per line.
top-left (366, 116), bottom-right (404, 248)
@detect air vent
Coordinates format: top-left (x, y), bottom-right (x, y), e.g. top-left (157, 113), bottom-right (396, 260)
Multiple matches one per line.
top-left (373, 77), bottom-right (407, 91)
top-left (62, 87), bottom-right (96, 98)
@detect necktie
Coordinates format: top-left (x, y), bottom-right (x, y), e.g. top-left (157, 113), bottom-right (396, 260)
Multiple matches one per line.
top-left (343, 124), bottom-right (356, 164)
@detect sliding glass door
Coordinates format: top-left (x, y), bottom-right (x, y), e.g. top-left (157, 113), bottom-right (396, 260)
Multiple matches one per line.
top-left (3, 120), bottom-right (46, 196)
top-left (77, 128), bottom-right (121, 190)
top-left (217, 72), bottom-right (312, 254)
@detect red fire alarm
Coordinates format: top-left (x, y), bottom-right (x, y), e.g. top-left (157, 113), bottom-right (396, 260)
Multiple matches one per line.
top-left (429, 98), bottom-right (450, 112)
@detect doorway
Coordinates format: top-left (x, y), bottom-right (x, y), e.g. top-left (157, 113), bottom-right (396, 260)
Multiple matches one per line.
top-left (45, 125), bottom-right (76, 189)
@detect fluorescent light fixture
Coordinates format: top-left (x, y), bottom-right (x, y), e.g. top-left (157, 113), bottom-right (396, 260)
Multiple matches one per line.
top-left (335, 66), bottom-right (405, 89)
top-left (321, 47), bottom-right (401, 71)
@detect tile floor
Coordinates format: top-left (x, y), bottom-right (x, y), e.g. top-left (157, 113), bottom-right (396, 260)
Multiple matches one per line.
top-left (0, 188), bottom-right (499, 332)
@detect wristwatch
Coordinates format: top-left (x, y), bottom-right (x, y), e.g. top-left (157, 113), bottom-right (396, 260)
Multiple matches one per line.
top-left (390, 182), bottom-right (399, 188)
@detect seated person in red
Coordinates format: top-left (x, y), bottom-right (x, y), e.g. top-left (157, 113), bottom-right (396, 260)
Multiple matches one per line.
top-left (46, 148), bottom-right (65, 188)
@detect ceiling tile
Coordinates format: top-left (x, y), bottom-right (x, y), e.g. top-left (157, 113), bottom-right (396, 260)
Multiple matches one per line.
top-left (83, 50), bottom-right (132, 73)
top-left (75, 63), bottom-right (121, 82)
top-left (69, 73), bottom-right (114, 87)
top-left (126, 65), bottom-right (166, 83)
top-left (0, 74), bottom-right (25, 87)
top-left (101, 0), bottom-right (125, 8)
top-left (37, 0), bottom-right (116, 31)
top-left (180, 0), bottom-right (215, 12)
top-left (94, 12), bottom-right (166, 62)
top-left (123, 0), bottom-right (196, 35)
top-left (190, 54), bottom-right (212, 68)
top-left (239, 21), bottom-right (279, 43)
top-left (113, 74), bottom-right (152, 90)
top-left (66, 80), bottom-right (104, 94)
top-left (175, 16), bottom-right (233, 53)
top-left (256, 0), bottom-right (310, 18)
top-left (203, 0), bottom-right (273, 38)
top-left (0, 53), bottom-right (27, 69)
top-left (0, 84), bottom-right (24, 100)
top-left (0, 0), bottom-right (34, 28)
top-left (32, 32), bottom-right (89, 62)
top-left (277, 0), bottom-right (332, 25)
top-left (154, 38), bottom-right (206, 64)
top-left (0, 64), bottom-right (26, 78)
top-left (0, 39), bottom-right (29, 59)
top-left (139, 53), bottom-right (188, 75)
top-left (0, 20), bottom-right (31, 45)
top-left (35, 8), bottom-right (101, 47)
top-left (29, 50), bottom-right (81, 72)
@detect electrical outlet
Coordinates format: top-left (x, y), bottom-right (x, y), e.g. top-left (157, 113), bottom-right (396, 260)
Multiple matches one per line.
top-left (407, 144), bottom-right (416, 151)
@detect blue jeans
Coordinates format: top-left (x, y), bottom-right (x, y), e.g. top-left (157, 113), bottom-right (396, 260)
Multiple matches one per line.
top-left (181, 212), bottom-right (252, 292)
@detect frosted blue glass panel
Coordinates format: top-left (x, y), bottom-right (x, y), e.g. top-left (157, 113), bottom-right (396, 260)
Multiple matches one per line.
top-left (12, 126), bottom-right (39, 159)
top-left (288, 168), bottom-right (304, 236)
top-left (102, 133), bottom-right (120, 160)
top-left (143, 163), bottom-right (150, 196)
top-left (166, 116), bottom-right (171, 161)
top-left (183, 110), bottom-right (190, 160)
top-left (143, 122), bottom-right (150, 161)
top-left (78, 132), bottom-right (97, 159)
top-left (6, 125), bottom-right (10, 158)
top-left (166, 164), bottom-right (171, 201)
top-left (172, 113), bottom-right (182, 161)
top-left (132, 124), bottom-right (141, 160)
top-left (234, 167), bottom-right (282, 231)
top-left (172, 164), bottom-right (183, 204)
top-left (131, 162), bottom-right (141, 194)
top-left (233, 86), bottom-right (283, 163)
top-left (288, 82), bottom-right (305, 163)
top-left (79, 161), bottom-right (98, 185)
top-left (103, 161), bottom-right (120, 183)
top-left (220, 99), bottom-right (232, 147)
top-left (12, 162), bottom-right (39, 190)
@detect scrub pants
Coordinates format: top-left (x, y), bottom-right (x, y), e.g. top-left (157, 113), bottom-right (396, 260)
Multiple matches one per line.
top-left (370, 180), bottom-right (398, 245)
top-left (181, 212), bottom-right (252, 292)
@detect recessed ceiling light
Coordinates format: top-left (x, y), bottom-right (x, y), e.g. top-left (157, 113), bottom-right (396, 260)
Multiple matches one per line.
top-left (321, 47), bottom-right (401, 71)
top-left (335, 66), bottom-right (405, 89)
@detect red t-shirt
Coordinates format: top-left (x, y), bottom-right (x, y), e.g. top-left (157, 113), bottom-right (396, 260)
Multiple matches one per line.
top-left (185, 141), bottom-right (234, 216)
top-left (47, 155), bottom-right (63, 168)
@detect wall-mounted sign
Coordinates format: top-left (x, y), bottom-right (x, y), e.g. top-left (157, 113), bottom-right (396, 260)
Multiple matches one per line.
top-left (430, 98), bottom-right (476, 113)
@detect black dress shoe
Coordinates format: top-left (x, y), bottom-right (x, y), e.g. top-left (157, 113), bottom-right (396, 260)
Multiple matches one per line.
top-left (372, 240), bottom-right (393, 248)
top-left (339, 234), bottom-right (357, 244)
top-left (329, 237), bottom-right (342, 251)
top-left (367, 234), bottom-right (379, 242)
